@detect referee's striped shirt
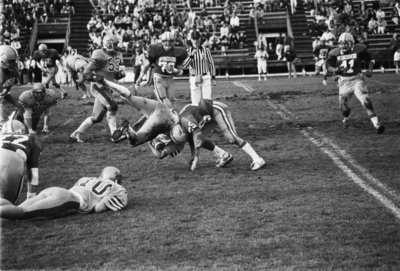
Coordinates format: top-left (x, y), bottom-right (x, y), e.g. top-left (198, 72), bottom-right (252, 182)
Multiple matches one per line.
top-left (183, 46), bottom-right (216, 78)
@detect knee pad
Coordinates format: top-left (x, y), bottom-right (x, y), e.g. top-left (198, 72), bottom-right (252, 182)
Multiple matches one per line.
top-left (363, 97), bottom-right (374, 110)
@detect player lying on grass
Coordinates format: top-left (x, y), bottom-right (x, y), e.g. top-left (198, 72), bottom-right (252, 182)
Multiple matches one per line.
top-left (170, 99), bottom-right (266, 171)
top-left (107, 80), bottom-right (232, 163)
top-left (0, 166), bottom-right (127, 220)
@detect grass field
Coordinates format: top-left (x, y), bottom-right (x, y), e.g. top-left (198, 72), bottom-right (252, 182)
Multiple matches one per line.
top-left (1, 73), bottom-right (400, 270)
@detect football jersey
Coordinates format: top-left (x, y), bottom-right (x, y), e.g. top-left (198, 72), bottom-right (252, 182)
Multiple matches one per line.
top-left (86, 49), bottom-right (124, 81)
top-left (0, 68), bottom-right (18, 100)
top-left (19, 89), bottom-right (58, 115)
top-left (33, 48), bottom-right (61, 68)
top-left (255, 51), bottom-right (269, 62)
top-left (0, 133), bottom-right (42, 168)
top-left (147, 44), bottom-right (188, 76)
top-left (326, 44), bottom-right (373, 77)
top-left (179, 99), bottom-right (214, 134)
top-left (65, 54), bottom-right (89, 72)
top-left (69, 177), bottom-right (128, 213)
top-left (313, 44), bottom-right (331, 60)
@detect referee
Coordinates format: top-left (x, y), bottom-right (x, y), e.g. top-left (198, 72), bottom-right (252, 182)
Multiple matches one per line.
top-left (183, 30), bottom-right (216, 105)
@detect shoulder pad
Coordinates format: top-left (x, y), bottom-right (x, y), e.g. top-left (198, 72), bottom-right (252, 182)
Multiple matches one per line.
top-left (91, 49), bottom-right (108, 60)
top-left (19, 91), bottom-right (35, 107)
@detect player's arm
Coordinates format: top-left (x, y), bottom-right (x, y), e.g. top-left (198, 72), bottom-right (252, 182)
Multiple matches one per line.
top-left (189, 129), bottom-right (204, 171)
top-left (93, 189), bottom-right (128, 212)
top-left (26, 168), bottom-right (39, 199)
top-left (4, 92), bottom-right (24, 112)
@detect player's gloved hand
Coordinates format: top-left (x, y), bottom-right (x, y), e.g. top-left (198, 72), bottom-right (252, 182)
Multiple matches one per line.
top-left (335, 66), bottom-right (348, 75)
top-left (28, 129), bottom-right (37, 135)
top-left (365, 70), bottom-right (373, 78)
top-left (115, 70), bottom-right (126, 80)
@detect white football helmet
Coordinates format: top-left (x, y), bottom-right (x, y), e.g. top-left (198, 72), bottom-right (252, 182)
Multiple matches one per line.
top-left (160, 31), bottom-right (175, 51)
top-left (170, 123), bottom-right (188, 144)
top-left (103, 35), bottom-right (119, 53)
top-left (338, 33), bottom-right (354, 53)
top-left (32, 83), bottom-right (46, 100)
top-left (100, 166), bottom-right (122, 184)
top-left (1, 120), bottom-right (28, 135)
top-left (38, 44), bottom-right (48, 51)
top-left (0, 45), bottom-right (19, 71)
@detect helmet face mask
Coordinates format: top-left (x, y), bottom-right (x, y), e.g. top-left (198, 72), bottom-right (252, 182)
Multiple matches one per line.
top-left (32, 83), bottom-right (46, 100)
top-left (338, 33), bottom-right (354, 53)
top-left (103, 35), bottom-right (119, 53)
top-left (161, 32), bottom-right (174, 51)
top-left (0, 45), bottom-right (19, 71)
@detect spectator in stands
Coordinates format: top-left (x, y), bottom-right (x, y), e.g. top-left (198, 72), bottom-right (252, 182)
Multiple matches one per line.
top-left (391, 3), bottom-right (400, 26)
top-left (248, 5), bottom-right (255, 24)
top-left (220, 22), bottom-right (230, 40)
top-left (230, 11), bottom-right (240, 33)
top-left (220, 35), bottom-right (230, 55)
top-left (10, 38), bottom-right (21, 54)
top-left (320, 28), bottom-right (336, 46)
top-left (238, 31), bottom-right (246, 49)
top-left (283, 44), bottom-right (298, 79)
top-left (267, 42), bottom-right (277, 60)
top-left (377, 17), bottom-right (387, 34)
top-left (368, 16), bottom-right (379, 34)
top-left (255, 5), bottom-right (265, 24)
top-left (209, 31), bottom-right (220, 50)
top-left (376, 7), bottom-right (386, 20)
top-left (388, 33), bottom-right (400, 55)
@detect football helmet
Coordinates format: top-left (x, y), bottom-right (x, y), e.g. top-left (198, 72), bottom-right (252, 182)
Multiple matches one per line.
top-left (338, 33), bottom-right (354, 53)
top-left (0, 45), bottom-right (19, 71)
top-left (103, 35), bottom-right (119, 53)
top-left (1, 120), bottom-right (28, 135)
top-left (160, 31), bottom-right (175, 51)
top-left (38, 44), bottom-right (47, 51)
top-left (32, 83), bottom-right (46, 100)
top-left (170, 123), bottom-right (188, 144)
top-left (100, 166), bottom-right (122, 184)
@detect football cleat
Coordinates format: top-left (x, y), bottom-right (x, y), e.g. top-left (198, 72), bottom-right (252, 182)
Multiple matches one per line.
top-left (111, 134), bottom-right (127, 143)
top-left (215, 153), bottom-right (233, 168)
top-left (70, 131), bottom-right (84, 143)
top-left (250, 158), bottom-right (266, 171)
top-left (375, 124), bottom-right (385, 134)
top-left (322, 80), bottom-right (327, 86)
top-left (112, 119), bottom-right (130, 141)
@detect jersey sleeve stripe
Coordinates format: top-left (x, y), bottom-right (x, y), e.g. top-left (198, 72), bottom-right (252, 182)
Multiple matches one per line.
top-left (108, 196), bottom-right (124, 210)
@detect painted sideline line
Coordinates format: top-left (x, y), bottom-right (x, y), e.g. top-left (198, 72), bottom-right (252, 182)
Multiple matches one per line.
top-left (237, 82), bottom-right (400, 220)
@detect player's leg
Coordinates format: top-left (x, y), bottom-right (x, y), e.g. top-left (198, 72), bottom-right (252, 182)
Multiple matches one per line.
top-left (202, 75), bottom-right (212, 100)
top-left (0, 150), bottom-right (25, 204)
top-left (322, 61), bottom-right (328, 85)
top-left (47, 66), bottom-right (67, 99)
top-left (190, 75), bottom-right (203, 105)
top-left (338, 78), bottom-right (354, 128)
top-left (153, 75), bottom-right (172, 108)
top-left (262, 62), bottom-right (268, 80)
top-left (257, 62), bottom-right (262, 80)
top-left (18, 188), bottom-right (80, 219)
top-left (354, 80), bottom-right (385, 133)
top-left (0, 101), bottom-right (6, 129)
top-left (212, 101), bottom-right (265, 170)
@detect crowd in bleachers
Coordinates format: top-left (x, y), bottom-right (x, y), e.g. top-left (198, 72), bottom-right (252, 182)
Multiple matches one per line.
top-left (87, 0), bottom-right (268, 59)
top-left (306, 0), bottom-right (399, 46)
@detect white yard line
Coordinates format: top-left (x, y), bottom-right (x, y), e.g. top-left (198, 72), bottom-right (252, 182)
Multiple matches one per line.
top-left (232, 81), bottom-right (254, 93)
top-left (237, 82), bottom-right (400, 220)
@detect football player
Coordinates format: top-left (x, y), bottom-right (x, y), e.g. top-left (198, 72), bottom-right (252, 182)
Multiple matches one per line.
top-left (17, 83), bottom-right (58, 134)
top-left (0, 120), bottom-right (43, 204)
top-left (170, 99), bottom-right (266, 171)
top-left (33, 44), bottom-right (67, 99)
top-left (135, 31), bottom-right (188, 108)
top-left (313, 37), bottom-right (332, 86)
top-left (0, 45), bottom-right (24, 129)
top-left (326, 32), bottom-right (385, 133)
top-left (107, 80), bottom-right (231, 162)
top-left (64, 53), bottom-right (92, 99)
top-left (0, 166), bottom-right (127, 219)
top-left (70, 34), bottom-right (126, 143)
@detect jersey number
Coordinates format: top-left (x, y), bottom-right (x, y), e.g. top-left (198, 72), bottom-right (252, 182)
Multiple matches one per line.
top-left (107, 57), bottom-right (122, 72)
top-left (80, 178), bottom-right (112, 196)
top-left (0, 134), bottom-right (29, 150)
top-left (340, 59), bottom-right (354, 73)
